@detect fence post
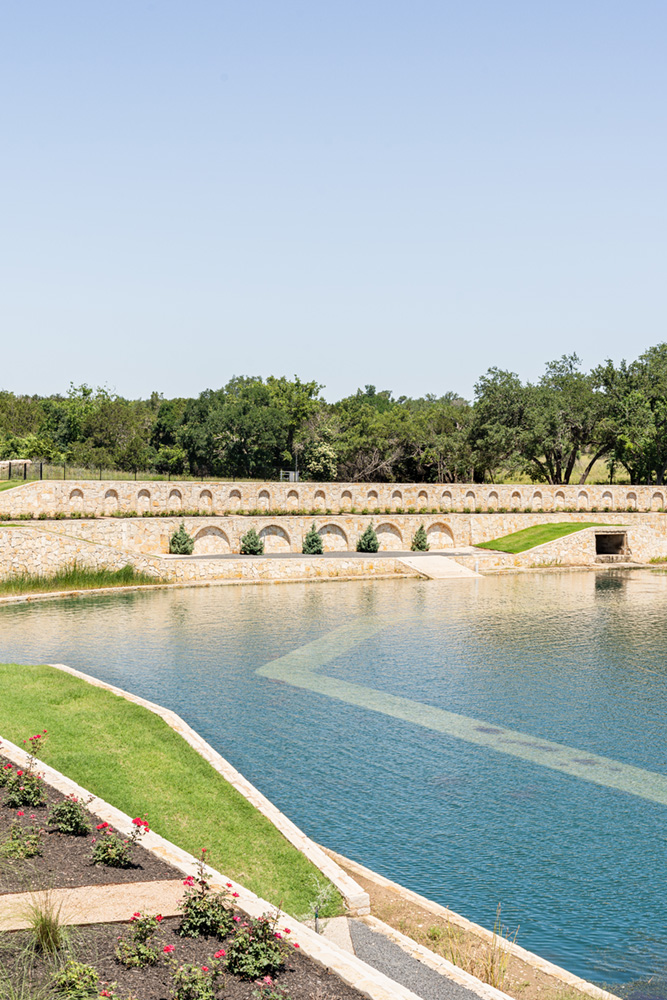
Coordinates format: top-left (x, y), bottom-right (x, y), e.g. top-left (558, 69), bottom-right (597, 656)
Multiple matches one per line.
top-left (40, 462), bottom-right (43, 481)
top-left (23, 463), bottom-right (27, 480)
top-left (64, 462), bottom-right (66, 481)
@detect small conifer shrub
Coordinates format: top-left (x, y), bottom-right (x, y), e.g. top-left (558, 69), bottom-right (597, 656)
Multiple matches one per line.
top-left (302, 524), bottom-right (323, 555)
top-left (356, 523), bottom-right (379, 553)
top-left (411, 524), bottom-right (430, 551)
top-left (240, 528), bottom-right (264, 555)
top-left (169, 522), bottom-right (194, 555)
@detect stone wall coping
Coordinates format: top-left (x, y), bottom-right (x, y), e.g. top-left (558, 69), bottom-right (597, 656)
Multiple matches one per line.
top-left (0, 736), bottom-right (416, 1000)
top-left (45, 662), bottom-right (370, 915)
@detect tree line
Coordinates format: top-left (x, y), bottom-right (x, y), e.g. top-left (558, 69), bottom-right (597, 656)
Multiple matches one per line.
top-left (2, 343), bottom-right (667, 485)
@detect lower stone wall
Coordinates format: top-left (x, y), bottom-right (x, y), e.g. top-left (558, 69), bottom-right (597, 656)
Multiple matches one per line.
top-left (0, 526), bottom-right (417, 584)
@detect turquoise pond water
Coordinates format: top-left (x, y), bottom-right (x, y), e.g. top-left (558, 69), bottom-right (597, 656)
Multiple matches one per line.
top-left (0, 570), bottom-right (665, 994)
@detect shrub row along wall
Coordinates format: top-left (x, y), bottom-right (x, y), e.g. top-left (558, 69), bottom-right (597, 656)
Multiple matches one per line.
top-left (2, 480), bottom-right (667, 518)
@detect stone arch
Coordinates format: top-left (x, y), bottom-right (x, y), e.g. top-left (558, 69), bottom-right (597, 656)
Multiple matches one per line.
top-left (68, 488), bottom-right (83, 510)
top-left (417, 490), bottom-right (429, 505)
top-left (554, 490), bottom-right (566, 510)
top-left (104, 489), bottom-right (119, 514)
top-left (168, 489), bottom-right (182, 510)
top-left (287, 489), bottom-right (299, 508)
top-left (193, 526), bottom-right (230, 554)
top-left (426, 522), bottom-right (454, 549)
top-left (391, 490), bottom-right (402, 508)
top-left (577, 490), bottom-right (589, 511)
top-left (626, 491), bottom-right (637, 510)
top-left (340, 490), bottom-right (353, 506)
top-left (137, 488), bottom-right (151, 512)
top-left (532, 491), bottom-right (543, 510)
top-left (441, 490), bottom-right (452, 509)
top-left (319, 524), bottom-right (348, 551)
top-left (487, 491), bottom-right (499, 510)
top-left (258, 490), bottom-right (270, 510)
top-left (199, 489), bottom-right (213, 510)
top-left (367, 490), bottom-right (379, 506)
top-left (465, 491), bottom-right (476, 508)
top-left (228, 489), bottom-right (242, 508)
top-left (511, 490), bottom-right (522, 508)
top-left (258, 524), bottom-right (290, 552)
top-left (376, 522), bottom-right (403, 550)
top-left (602, 490), bottom-right (613, 508)
top-left (314, 489), bottom-right (326, 506)
top-left (651, 492), bottom-right (664, 511)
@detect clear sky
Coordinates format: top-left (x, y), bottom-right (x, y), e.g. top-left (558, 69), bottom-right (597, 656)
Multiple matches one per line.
top-left (1, 1), bottom-right (666, 402)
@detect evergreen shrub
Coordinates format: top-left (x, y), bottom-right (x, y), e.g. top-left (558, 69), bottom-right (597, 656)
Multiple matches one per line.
top-left (357, 523), bottom-right (379, 553)
top-left (240, 528), bottom-right (264, 555)
top-left (411, 524), bottom-right (430, 551)
top-left (302, 524), bottom-right (323, 555)
top-left (169, 522), bottom-right (194, 555)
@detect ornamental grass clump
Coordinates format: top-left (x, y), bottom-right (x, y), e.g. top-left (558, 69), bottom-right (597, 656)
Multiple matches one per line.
top-left (225, 914), bottom-right (296, 980)
top-left (91, 816), bottom-right (149, 868)
top-left (116, 911), bottom-right (164, 968)
top-left (178, 850), bottom-right (235, 938)
top-left (48, 794), bottom-right (91, 836)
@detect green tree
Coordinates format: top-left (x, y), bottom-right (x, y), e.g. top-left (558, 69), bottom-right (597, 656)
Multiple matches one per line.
top-left (411, 524), bottom-right (429, 551)
top-left (356, 522), bottom-right (379, 553)
top-left (169, 522), bottom-right (194, 555)
top-left (302, 524), bottom-right (324, 554)
top-left (240, 527), bottom-right (264, 555)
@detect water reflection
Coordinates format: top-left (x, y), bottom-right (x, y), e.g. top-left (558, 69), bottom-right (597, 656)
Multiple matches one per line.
top-left (0, 571), bottom-right (665, 990)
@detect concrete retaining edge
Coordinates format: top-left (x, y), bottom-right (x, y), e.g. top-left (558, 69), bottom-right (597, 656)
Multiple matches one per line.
top-left (324, 849), bottom-right (623, 1000)
top-left (0, 736), bottom-right (415, 1000)
top-left (45, 662), bottom-right (370, 915)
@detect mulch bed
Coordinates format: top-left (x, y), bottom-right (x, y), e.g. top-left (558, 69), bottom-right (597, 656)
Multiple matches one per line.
top-left (0, 753), bottom-right (184, 893)
top-left (0, 917), bottom-right (364, 1000)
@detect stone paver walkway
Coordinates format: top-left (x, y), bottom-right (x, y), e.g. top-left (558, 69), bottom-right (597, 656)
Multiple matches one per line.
top-left (0, 879), bottom-right (184, 931)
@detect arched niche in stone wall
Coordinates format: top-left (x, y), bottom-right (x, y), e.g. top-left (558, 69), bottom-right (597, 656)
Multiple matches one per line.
top-left (104, 489), bottom-right (119, 515)
top-left (258, 490), bottom-right (270, 510)
top-left (577, 491), bottom-right (589, 511)
top-left (602, 491), bottom-right (613, 509)
top-left (391, 490), bottom-right (402, 508)
top-left (193, 525), bottom-right (230, 554)
top-left (314, 489), bottom-right (327, 507)
top-left (259, 524), bottom-right (290, 552)
top-left (511, 490), bottom-right (522, 509)
top-left (487, 491), bottom-right (499, 510)
top-left (168, 489), bottom-right (183, 511)
top-left (319, 524), bottom-right (348, 551)
top-left (287, 489), bottom-right (299, 508)
top-left (652, 492), bottom-right (664, 511)
top-left (199, 489), bottom-right (213, 510)
top-left (465, 491), bottom-right (476, 508)
top-left (137, 489), bottom-right (151, 513)
top-left (367, 490), bottom-right (379, 507)
top-left (340, 490), bottom-right (353, 507)
top-left (532, 491), bottom-right (543, 510)
top-left (375, 522), bottom-right (403, 550)
top-left (626, 491), bottom-right (637, 510)
top-left (554, 491), bottom-right (565, 510)
top-left (69, 488), bottom-right (83, 511)
top-left (426, 522), bottom-right (454, 549)
top-left (441, 491), bottom-right (452, 509)
top-left (229, 489), bottom-right (242, 508)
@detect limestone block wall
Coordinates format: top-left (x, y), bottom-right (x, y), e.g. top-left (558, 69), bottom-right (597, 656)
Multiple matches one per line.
top-left (3, 479), bottom-right (667, 518)
top-left (0, 526), bottom-right (415, 585)
top-left (26, 510), bottom-right (667, 556)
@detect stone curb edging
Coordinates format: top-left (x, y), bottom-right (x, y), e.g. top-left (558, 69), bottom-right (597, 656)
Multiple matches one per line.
top-left (0, 737), bottom-right (416, 1000)
top-left (324, 850), bottom-right (623, 1000)
top-left (45, 662), bottom-right (370, 915)
top-left (358, 915), bottom-right (517, 1000)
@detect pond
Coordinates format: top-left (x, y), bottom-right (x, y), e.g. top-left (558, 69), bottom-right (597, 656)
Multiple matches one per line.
top-left (0, 570), bottom-right (665, 994)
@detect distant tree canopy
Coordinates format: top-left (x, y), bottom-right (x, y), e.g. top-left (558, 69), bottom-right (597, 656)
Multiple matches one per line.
top-left (4, 347), bottom-right (667, 484)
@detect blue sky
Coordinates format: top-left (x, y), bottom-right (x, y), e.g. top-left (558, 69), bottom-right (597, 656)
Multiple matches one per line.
top-left (1, 1), bottom-right (666, 401)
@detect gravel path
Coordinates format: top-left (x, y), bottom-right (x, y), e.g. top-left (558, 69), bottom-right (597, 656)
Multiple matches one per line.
top-left (349, 920), bottom-right (483, 1000)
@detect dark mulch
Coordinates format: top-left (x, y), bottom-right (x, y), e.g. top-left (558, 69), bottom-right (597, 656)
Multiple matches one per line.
top-left (0, 913), bottom-right (365, 1000)
top-left (0, 755), bottom-right (182, 894)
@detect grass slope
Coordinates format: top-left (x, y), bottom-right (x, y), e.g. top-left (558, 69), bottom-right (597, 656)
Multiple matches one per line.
top-left (0, 565), bottom-right (161, 596)
top-left (0, 662), bottom-right (341, 917)
top-left (475, 522), bottom-right (604, 554)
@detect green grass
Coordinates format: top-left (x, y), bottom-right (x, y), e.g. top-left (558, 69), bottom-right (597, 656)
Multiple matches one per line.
top-left (0, 663), bottom-right (342, 917)
top-left (0, 482), bottom-right (23, 492)
top-left (475, 522), bottom-right (605, 554)
top-left (0, 565), bottom-right (163, 596)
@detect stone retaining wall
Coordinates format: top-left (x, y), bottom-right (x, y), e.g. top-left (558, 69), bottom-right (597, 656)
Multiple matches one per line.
top-left (2, 479), bottom-right (667, 517)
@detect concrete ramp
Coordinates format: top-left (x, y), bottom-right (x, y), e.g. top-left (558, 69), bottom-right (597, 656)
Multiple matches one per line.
top-left (398, 555), bottom-right (481, 579)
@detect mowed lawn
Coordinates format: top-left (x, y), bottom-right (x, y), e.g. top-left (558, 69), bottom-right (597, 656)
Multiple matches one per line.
top-left (0, 662), bottom-right (341, 916)
top-left (475, 522), bottom-right (605, 554)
